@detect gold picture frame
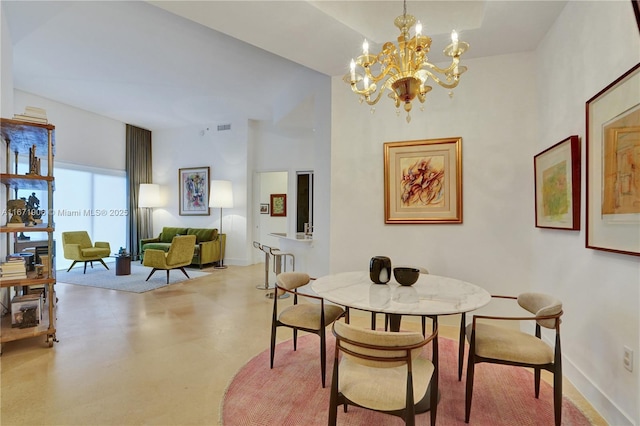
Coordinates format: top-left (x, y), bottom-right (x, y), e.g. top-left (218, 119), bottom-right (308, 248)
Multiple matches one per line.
top-left (586, 63), bottom-right (640, 256)
top-left (384, 137), bottom-right (462, 224)
top-left (534, 135), bottom-right (581, 230)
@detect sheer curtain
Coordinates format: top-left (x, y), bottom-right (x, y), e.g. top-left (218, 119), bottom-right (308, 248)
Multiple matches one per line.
top-left (126, 124), bottom-right (152, 259)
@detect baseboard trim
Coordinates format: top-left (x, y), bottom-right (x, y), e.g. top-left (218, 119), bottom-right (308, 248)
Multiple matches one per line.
top-left (562, 353), bottom-right (635, 426)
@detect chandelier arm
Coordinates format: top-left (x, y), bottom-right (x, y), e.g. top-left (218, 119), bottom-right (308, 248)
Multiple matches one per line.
top-left (421, 60), bottom-right (460, 75)
top-left (420, 69), bottom-right (461, 90)
top-left (362, 87), bottom-right (387, 106)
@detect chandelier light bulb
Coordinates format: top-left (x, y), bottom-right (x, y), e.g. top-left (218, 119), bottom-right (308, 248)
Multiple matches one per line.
top-left (364, 75), bottom-right (369, 90)
top-left (416, 21), bottom-right (422, 36)
top-left (451, 30), bottom-right (458, 43)
top-left (362, 39), bottom-right (369, 56)
top-left (350, 59), bottom-right (356, 81)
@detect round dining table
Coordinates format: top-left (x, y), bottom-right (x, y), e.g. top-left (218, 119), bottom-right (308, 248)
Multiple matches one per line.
top-left (312, 270), bottom-right (491, 413)
top-left (312, 270), bottom-right (491, 331)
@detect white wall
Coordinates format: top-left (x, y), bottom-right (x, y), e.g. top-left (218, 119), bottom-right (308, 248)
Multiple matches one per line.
top-left (1, 5), bottom-right (13, 120)
top-left (249, 89), bottom-right (332, 278)
top-left (14, 91), bottom-right (126, 171)
top-left (256, 171), bottom-right (288, 249)
top-left (152, 121), bottom-right (249, 266)
top-left (534, 2), bottom-right (640, 424)
top-left (330, 52), bottom-right (537, 300)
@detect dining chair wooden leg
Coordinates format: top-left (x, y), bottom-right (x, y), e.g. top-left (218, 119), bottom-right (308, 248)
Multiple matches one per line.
top-left (320, 328), bottom-right (327, 388)
top-left (458, 312), bottom-right (466, 381)
top-left (328, 345), bottom-right (340, 426)
top-left (293, 328), bottom-right (298, 351)
top-left (269, 322), bottom-right (277, 369)
top-left (371, 312), bottom-right (377, 330)
top-left (464, 340), bottom-right (476, 423)
top-left (554, 334), bottom-right (563, 426)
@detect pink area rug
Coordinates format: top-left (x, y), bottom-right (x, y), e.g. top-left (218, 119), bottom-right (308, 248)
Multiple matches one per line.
top-left (222, 334), bottom-right (592, 425)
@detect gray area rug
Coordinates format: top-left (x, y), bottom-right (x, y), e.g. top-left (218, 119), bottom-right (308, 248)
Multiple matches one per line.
top-left (56, 262), bottom-right (210, 293)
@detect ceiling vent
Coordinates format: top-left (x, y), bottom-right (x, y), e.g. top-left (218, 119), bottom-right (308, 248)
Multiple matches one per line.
top-left (217, 124), bottom-right (231, 131)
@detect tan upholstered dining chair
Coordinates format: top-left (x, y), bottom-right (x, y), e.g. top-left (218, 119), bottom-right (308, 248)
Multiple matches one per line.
top-left (270, 272), bottom-right (345, 388)
top-left (142, 235), bottom-right (196, 284)
top-left (329, 320), bottom-right (439, 426)
top-left (464, 293), bottom-right (563, 426)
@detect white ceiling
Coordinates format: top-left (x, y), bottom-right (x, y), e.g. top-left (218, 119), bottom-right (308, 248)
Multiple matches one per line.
top-left (3, 1), bottom-right (567, 131)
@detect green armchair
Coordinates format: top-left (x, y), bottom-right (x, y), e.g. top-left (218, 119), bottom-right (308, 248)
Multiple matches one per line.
top-left (143, 235), bottom-right (196, 284)
top-left (62, 231), bottom-right (111, 274)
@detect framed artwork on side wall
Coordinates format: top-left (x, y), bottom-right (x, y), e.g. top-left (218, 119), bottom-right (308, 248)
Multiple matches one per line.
top-left (534, 135), bottom-right (581, 230)
top-left (586, 63), bottom-right (640, 256)
top-left (179, 166), bottom-right (210, 216)
top-left (270, 194), bottom-right (287, 217)
top-left (384, 137), bottom-right (462, 224)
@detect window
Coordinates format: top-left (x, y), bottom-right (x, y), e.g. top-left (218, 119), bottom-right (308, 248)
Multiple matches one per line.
top-left (296, 171), bottom-right (314, 233)
top-left (51, 163), bottom-right (127, 270)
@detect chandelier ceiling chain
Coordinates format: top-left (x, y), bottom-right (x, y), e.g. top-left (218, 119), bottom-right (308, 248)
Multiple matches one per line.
top-left (344, 0), bottom-right (469, 123)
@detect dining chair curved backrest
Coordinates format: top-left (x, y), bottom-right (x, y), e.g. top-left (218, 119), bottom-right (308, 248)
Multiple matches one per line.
top-left (329, 321), bottom-right (438, 426)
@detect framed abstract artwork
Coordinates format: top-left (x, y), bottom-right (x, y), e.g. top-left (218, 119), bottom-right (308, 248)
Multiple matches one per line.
top-left (534, 135), bottom-right (581, 230)
top-left (178, 166), bottom-right (210, 216)
top-left (586, 63), bottom-right (640, 256)
top-left (270, 194), bottom-right (287, 217)
top-left (384, 137), bottom-right (462, 224)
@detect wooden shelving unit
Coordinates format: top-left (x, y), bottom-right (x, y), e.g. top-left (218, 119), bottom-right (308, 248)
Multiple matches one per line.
top-left (1, 118), bottom-right (57, 353)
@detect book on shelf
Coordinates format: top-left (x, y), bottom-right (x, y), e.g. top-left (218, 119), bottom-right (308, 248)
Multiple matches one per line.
top-left (24, 106), bottom-right (47, 117)
top-left (13, 106), bottom-right (48, 124)
top-left (5, 222), bottom-right (25, 228)
top-left (1, 274), bottom-right (28, 281)
top-left (1, 265), bottom-right (27, 272)
top-left (5, 256), bottom-right (25, 262)
top-left (12, 114), bottom-right (48, 124)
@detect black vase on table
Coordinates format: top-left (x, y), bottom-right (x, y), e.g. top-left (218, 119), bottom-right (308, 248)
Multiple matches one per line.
top-left (369, 256), bottom-right (392, 284)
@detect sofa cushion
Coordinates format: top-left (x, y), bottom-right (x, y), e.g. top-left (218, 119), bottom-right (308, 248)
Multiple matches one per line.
top-left (143, 242), bottom-right (172, 252)
top-left (160, 227), bottom-right (188, 243)
top-left (187, 228), bottom-right (217, 243)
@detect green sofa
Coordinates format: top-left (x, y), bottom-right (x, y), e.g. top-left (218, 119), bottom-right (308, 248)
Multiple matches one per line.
top-left (140, 227), bottom-right (226, 269)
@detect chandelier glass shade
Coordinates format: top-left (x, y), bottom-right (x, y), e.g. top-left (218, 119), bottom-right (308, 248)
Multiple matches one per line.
top-left (344, 1), bottom-right (469, 122)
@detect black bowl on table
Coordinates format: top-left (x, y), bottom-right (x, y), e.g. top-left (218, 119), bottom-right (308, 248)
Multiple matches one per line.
top-left (393, 267), bottom-right (420, 286)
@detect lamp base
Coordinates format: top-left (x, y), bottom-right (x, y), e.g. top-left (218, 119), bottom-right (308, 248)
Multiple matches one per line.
top-left (214, 259), bottom-right (227, 269)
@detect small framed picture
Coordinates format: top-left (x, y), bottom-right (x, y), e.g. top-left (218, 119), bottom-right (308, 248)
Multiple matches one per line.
top-left (260, 203), bottom-right (269, 214)
top-left (270, 194), bottom-right (287, 217)
top-left (534, 135), bottom-right (581, 230)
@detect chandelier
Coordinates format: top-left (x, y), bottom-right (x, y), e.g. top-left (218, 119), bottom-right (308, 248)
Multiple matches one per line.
top-left (345, 0), bottom-right (469, 123)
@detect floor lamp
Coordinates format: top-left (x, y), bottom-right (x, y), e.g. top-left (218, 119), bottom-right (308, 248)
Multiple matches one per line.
top-left (138, 183), bottom-right (161, 260)
top-left (209, 180), bottom-right (233, 269)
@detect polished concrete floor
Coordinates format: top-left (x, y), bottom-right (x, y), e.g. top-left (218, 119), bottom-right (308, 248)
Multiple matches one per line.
top-left (1, 264), bottom-right (605, 425)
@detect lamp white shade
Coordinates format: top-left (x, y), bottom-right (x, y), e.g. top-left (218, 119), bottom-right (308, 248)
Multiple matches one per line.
top-left (139, 183), bottom-right (161, 208)
top-left (209, 180), bottom-right (233, 208)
